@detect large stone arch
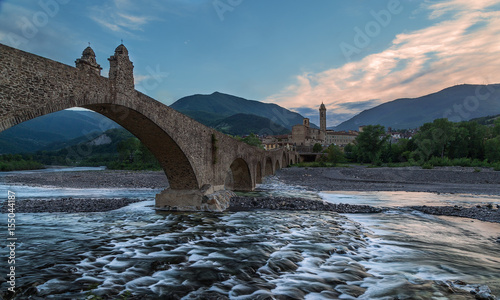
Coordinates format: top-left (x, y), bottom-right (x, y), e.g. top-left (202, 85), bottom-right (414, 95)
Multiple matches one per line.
top-left (83, 103), bottom-right (198, 189)
top-left (264, 157), bottom-right (273, 176)
top-left (0, 101), bottom-right (200, 190)
top-left (225, 158), bottom-right (252, 191)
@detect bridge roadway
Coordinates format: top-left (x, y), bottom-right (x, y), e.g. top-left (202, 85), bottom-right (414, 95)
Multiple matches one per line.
top-left (0, 43), bottom-right (298, 211)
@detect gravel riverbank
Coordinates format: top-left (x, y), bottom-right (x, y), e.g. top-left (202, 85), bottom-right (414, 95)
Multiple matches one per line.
top-left (410, 204), bottom-right (500, 224)
top-left (2, 170), bottom-right (169, 189)
top-left (229, 196), bottom-right (382, 213)
top-left (277, 165), bottom-right (500, 195)
top-left (3, 166), bottom-right (500, 222)
top-left (5, 166), bottom-right (500, 194)
top-left (1, 198), bottom-right (146, 213)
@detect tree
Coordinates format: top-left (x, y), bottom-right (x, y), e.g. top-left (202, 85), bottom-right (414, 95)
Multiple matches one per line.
top-left (343, 143), bottom-right (358, 162)
top-left (485, 137), bottom-right (500, 163)
top-left (429, 118), bottom-right (456, 159)
top-left (312, 143), bottom-right (323, 153)
top-left (117, 138), bottom-right (141, 162)
top-left (325, 144), bottom-right (344, 165)
top-left (412, 118), bottom-right (456, 161)
top-left (390, 138), bottom-right (412, 162)
top-left (493, 118), bottom-right (500, 137)
top-left (447, 124), bottom-right (469, 159)
top-left (451, 121), bottom-right (486, 160)
top-left (138, 142), bottom-right (157, 164)
top-left (355, 125), bottom-right (388, 163)
top-left (239, 133), bottom-right (264, 149)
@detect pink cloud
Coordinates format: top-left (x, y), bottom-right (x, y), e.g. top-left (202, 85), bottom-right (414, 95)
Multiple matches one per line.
top-left (266, 0), bottom-right (500, 126)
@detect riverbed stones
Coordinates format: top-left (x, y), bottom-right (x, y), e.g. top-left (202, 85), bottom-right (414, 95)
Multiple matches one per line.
top-left (0, 198), bottom-right (144, 213)
top-left (411, 205), bottom-right (500, 223)
top-left (278, 165), bottom-right (500, 195)
top-left (229, 196), bottom-right (382, 213)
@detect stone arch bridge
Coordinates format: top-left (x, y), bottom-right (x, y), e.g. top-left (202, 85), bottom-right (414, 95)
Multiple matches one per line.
top-left (0, 43), bottom-right (297, 211)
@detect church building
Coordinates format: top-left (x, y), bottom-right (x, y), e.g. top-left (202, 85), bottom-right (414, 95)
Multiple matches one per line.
top-left (290, 103), bottom-right (358, 149)
top-left (290, 103), bottom-right (327, 147)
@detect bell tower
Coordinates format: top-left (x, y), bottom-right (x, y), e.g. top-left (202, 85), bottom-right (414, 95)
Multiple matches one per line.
top-left (108, 44), bottom-right (134, 92)
top-left (319, 102), bottom-right (326, 132)
top-left (75, 46), bottom-right (102, 76)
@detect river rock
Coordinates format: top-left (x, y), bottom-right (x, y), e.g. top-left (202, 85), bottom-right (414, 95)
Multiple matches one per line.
top-left (0, 198), bottom-right (145, 213)
top-left (229, 196), bottom-right (382, 214)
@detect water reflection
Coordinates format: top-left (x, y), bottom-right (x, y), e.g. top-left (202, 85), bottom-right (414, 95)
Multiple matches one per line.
top-left (351, 212), bottom-right (500, 298)
top-left (0, 166), bottom-right (106, 176)
top-left (0, 184), bottom-right (161, 200)
top-left (1, 167), bottom-right (161, 200)
top-left (321, 190), bottom-right (500, 207)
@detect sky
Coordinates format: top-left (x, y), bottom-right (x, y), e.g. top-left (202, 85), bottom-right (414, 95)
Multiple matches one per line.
top-left (1, 0), bottom-right (500, 127)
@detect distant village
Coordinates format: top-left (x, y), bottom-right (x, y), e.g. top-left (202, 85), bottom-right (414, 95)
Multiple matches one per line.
top-left (260, 103), bottom-right (418, 152)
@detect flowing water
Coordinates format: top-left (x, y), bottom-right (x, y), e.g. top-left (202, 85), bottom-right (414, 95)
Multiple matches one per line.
top-left (1, 169), bottom-right (499, 299)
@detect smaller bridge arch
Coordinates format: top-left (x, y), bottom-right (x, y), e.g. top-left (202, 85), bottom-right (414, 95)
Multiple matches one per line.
top-left (225, 158), bottom-right (253, 191)
top-left (275, 159), bottom-right (280, 172)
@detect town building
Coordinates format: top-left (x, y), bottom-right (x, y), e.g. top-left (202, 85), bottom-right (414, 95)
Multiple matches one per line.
top-left (262, 134), bottom-right (293, 150)
top-left (290, 117), bottom-right (325, 147)
top-left (261, 103), bottom-right (360, 151)
top-left (291, 103), bottom-right (358, 150)
top-left (325, 130), bottom-right (358, 147)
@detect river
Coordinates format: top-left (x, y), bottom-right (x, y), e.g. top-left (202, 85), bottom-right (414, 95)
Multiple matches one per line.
top-left (1, 168), bottom-right (499, 299)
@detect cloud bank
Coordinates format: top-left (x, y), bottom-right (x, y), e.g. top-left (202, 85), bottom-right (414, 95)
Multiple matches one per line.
top-left (266, 0), bottom-right (500, 126)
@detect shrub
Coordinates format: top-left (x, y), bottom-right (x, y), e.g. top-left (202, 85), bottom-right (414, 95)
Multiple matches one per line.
top-left (452, 157), bottom-right (472, 167)
top-left (422, 163), bottom-right (434, 169)
top-left (312, 143), bottom-right (323, 153)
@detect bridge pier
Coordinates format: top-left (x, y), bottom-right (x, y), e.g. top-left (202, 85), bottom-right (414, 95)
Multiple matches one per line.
top-left (155, 185), bottom-right (235, 212)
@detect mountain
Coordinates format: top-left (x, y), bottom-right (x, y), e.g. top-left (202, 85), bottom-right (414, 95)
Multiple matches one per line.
top-left (335, 84), bottom-right (500, 131)
top-left (0, 110), bottom-right (121, 154)
top-left (28, 128), bottom-right (151, 168)
top-left (211, 113), bottom-right (290, 136)
top-left (171, 92), bottom-right (311, 130)
top-left (1, 92), bottom-right (304, 155)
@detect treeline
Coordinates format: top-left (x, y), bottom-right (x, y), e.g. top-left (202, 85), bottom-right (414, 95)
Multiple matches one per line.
top-left (0, 154), bottom-right (44, 171)
top-left (313, 118), bottom-right (500, 170)
top-left (30, 135), bottom-right (162, 171)
top-left (346, 118), bottom-right (500, 169)
top-left (108, 137), bottom-right (162, 170)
